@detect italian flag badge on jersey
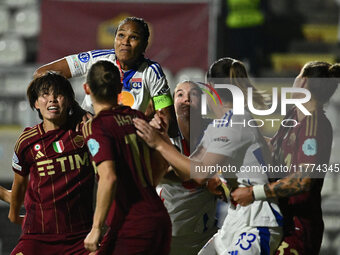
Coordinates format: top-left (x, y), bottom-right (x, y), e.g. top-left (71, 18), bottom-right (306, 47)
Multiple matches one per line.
top-left (53, 141), bottom-right (64, 153)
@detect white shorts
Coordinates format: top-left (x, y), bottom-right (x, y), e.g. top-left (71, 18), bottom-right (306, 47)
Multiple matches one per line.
top-left (198, 204), bottom-right (282, 255)
top-left (198, 225), bottom-right (282, 255)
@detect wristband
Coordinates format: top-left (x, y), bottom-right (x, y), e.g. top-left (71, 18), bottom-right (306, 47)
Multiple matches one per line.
top-left (253, 184), bottom-right (266, 200)
top-left (153, 94), bottom-right (173, 110)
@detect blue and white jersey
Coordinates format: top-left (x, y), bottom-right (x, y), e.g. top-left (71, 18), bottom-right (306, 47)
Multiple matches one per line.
top-left (65, 49), bottom-right (171, 113)
top-left (158, 118), bottom-right (217, 238)
top-left (197, 109), bottom-right (282, 227)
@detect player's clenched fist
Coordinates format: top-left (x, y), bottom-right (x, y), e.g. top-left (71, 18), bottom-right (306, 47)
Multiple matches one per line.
top-left (84, 227), bottom-right (101, 252)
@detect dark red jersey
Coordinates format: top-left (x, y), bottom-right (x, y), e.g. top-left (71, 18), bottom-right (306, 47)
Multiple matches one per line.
top-left (82, 106), bottom-right (170, 242)
top-left (272, 107), bottom-right (332, 254)
top-left (12, 122), bottom-right (94, 235)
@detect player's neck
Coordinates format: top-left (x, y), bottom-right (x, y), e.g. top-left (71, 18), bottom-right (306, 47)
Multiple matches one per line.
top-left (93, 101), bottom-right (118, 115)
top-left (119, 57), bottom-right (142, 71)
top-left (120, 62), bottom-right (131, 71)
top-left (177, 118), bottom-right (190, 142)
top-left (42, 117), bottom-right (66, 132)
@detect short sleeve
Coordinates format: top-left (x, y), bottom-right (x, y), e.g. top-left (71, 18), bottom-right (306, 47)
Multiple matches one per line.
top-left (145, 62), bottom-right (173, 110)
top-left (12, 144), bottom-right (29, 176)
top-left (65, 51), bottom-right (93, 77)
top-left (296, 114), bottom-right (331, 165)
top-left (65, 49), bottom-right (116, 78)
top-left (204, 125), bottom-right (247, 158)
top-left (83, 119), bottom-right (114, 165)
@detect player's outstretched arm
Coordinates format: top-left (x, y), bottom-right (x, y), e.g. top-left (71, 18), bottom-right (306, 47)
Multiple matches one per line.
top-left (134, 117), bottom-right (191, 181)
top-left (0, 186), bottom-right (11, 204)
top-left (8, 173), bottom-right (28, 225)
top-left (232, 165), bottom-right (313, 206)
top-left (263, 170), bottom-right (312, 199)
top-left (134, 118), bottom-right (228, 182)
top-left (33, 58), bottom-right (71, 79)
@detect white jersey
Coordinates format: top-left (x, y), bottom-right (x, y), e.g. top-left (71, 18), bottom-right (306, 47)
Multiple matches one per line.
top-left (197, 109), bottom-right (283, 255)
top-left (159, 134), bottom-right (217, 237)
top-left (158, 119), bottom-right (218, 255)
top-left (65, 49), bottom-right (172, 113)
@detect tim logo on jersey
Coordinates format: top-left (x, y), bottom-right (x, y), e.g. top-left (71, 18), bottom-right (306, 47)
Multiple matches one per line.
top-left (130, 78), bottom-right (142, 89)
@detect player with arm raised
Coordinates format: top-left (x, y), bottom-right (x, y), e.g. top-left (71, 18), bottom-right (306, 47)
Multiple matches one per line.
top-left (34, 17), bottom-right (174, 124)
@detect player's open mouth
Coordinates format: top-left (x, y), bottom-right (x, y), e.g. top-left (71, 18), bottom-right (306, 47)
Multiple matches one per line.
top-left (47, 106), bottom-right (59, 112)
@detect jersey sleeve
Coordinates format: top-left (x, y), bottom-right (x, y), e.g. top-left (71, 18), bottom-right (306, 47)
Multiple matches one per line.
top-left (203, 125), bottom-right (248, 158)
top-left (296, 114), bottom-right (330, 165)
top-left (82, 119), bottom-right (115, 165)
top-left (65, 49), bottom-right (116, 77)
top-left (202, 113), bottom-right (253, 158)
top-left (145, 62), bottom-right (173, 110)
top-left (12, 130), bottom-right (31, 176)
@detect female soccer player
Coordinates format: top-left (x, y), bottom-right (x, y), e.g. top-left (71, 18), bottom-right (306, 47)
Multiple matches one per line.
top-left (82, 60), bottom-right (171, 255)
top-left (156, 81), bottom-right (218, 255)
top-left (134, 57), bottom-right (283, 255)
top-left (233, 61), bottom-right (340, 255)
top-left (9, 73), bottom-right (95, 255)
top-left (34, 17), bottom-right (173, 118)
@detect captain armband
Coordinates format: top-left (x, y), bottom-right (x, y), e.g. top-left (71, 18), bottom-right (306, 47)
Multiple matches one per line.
top-left (152, 94), bottom-right (173, 110)
top-left (252, 184), bottom-right (267, 200)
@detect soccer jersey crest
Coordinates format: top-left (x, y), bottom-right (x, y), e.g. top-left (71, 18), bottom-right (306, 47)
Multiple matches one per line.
top-left (130, 78), bottom-right (142, 89)
top-left (73, 135), bottom-right (85, 148)
top-left (53, 141), bottom-right (64, 153)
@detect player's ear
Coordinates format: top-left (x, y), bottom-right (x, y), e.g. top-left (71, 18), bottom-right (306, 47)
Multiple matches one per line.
top-left (83, 83), bottom-right (91, 95)
top-left (34, 100), bottom-right (40, 110)
top-left (301, 77), bottom-right (308, 88)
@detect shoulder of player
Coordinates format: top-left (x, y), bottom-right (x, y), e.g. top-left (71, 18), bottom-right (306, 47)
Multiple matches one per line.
top-left (117, 106), bottom-right (145, 118)
top-left (14, 125), bottom-right (41, 154)
top-left (82, 118), bottom-right (96, 139)
top-left (89, 49), bottom-right (116, 59)
top-left (300, 110), bottom-right (331, 137)
top-left (143, 58), bottom-right (165, 80)
top-left (131, 108), bottom-right (147, 119)
top-left (69, 49), bottom-right (116, 63)
top-left (82, 112), bottom-right (118, 138)
top-left (212, 110), bottom-right (235, 128)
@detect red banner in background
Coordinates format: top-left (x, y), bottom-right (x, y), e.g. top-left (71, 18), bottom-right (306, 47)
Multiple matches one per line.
top-left (38, 1), bottom-right (209, 74)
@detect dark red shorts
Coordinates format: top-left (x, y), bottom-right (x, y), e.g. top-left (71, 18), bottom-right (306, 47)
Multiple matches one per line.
top-left (275, 235), bottom-right (304, 255)
top-left (275, 217), bottom-right (323, 255)
top-left (97, 213), bottom-right (171, 255)
top-left (10, 232), bottom-right (90, 255)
